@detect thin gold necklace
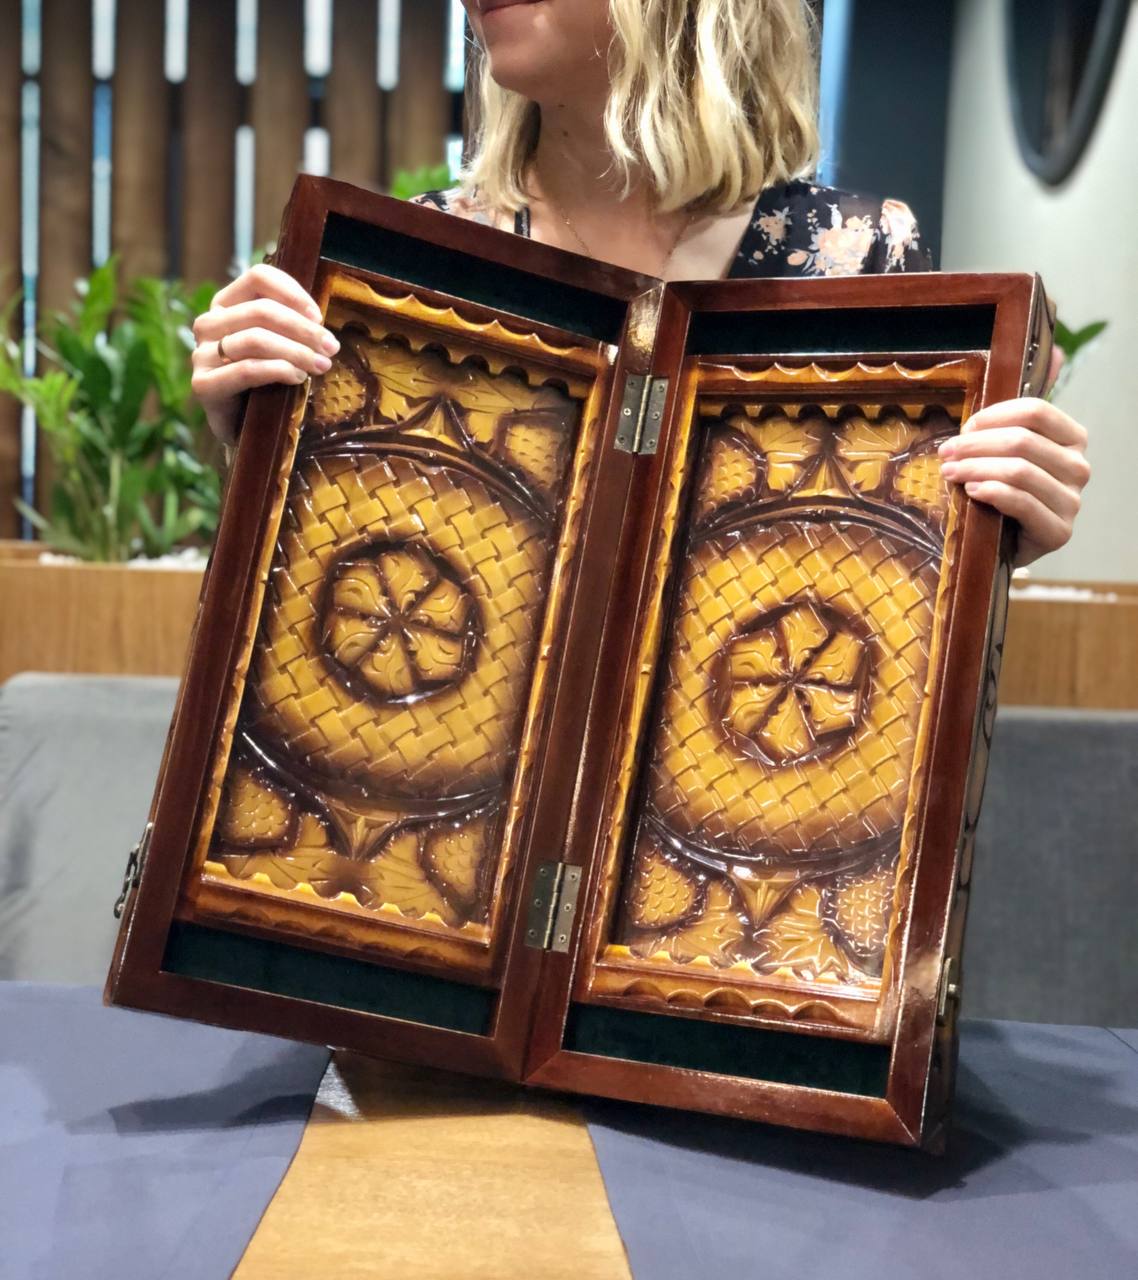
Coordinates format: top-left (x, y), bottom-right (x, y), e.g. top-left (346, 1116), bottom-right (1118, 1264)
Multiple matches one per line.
top-left (543, 191), bottom-right (696, 275)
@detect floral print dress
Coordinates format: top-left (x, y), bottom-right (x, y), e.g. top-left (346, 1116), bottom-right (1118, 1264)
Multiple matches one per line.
top-left (409, 178), bottom-right (932, 277)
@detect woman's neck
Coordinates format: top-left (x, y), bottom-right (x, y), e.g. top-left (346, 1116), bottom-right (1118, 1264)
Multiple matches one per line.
top-left (520, 99), bottom-right (696, 274)
top-left (529, 101), bottom-right (655, 220)
top-left (512, 95), bottom-right (759, 281)
top-left (517, 106), bottom-right (754, 281)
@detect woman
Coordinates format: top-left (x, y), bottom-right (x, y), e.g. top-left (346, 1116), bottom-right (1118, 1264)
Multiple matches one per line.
top-left (191, 0), bottom-right (1088, 566)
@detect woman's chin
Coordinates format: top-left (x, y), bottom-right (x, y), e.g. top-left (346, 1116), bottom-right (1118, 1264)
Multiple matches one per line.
top-left (483, 53), bottom-right (564, 100)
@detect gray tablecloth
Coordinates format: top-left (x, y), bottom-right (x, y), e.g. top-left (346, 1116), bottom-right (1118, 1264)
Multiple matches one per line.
top-left (0, 983), bottom-right (329, 1280)
top-left (585, 1019), bottom-right (1138, 1280)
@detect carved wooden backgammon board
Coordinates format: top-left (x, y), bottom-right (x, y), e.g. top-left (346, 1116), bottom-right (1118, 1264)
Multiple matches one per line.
top-left (105, 176), bottom-right (1052, 1148)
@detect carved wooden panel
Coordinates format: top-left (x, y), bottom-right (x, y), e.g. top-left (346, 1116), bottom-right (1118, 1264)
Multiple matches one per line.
top-left (582, 358), bottom-right (986, 1034)
top-left (179, 268), bottom-right (610, 980)
top-left (104, 175), bottom-right (1050, 1143)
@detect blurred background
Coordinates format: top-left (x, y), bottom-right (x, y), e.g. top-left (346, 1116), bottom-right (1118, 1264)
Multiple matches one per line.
top-left (1, 0), bottom-right (1133, 695)
top-left (0, 1), bottom-right (1135, 1018)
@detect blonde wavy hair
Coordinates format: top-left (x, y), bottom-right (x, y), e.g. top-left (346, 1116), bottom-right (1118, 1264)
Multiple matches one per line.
top-left (459, 0), bottom-right (820, 216)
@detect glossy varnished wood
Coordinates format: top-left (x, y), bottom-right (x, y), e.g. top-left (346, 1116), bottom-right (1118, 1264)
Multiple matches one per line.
top-left (106, 175), bottom-right (1051, 1148)
top-left (525, 272), bottom-right (1052, 1147)
top-left (233, 1054), bottom-right (630, 1280)
top-left (106, 176), bottom-right (655, 1080)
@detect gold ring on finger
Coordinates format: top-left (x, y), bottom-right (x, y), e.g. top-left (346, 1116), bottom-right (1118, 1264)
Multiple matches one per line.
top-left (217, 334), bottom-right (233, 363)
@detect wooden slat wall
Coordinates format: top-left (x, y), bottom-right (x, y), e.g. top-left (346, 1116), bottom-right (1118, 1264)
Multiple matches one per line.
top-left (39, 0), bottom-right (94, 319)
top-left (253, 0), bottom-right (308, 253)
top-left (183, 0), bottom-right (241, 288)
top-left (5, 6), bottom-right (1138, 714)
top-left (0, 0), bottom-right (21, 537)
top-left (112, 0), bottom-right (169, 281)
top-left (387, 0), bottom-right (452, 177)
top-left (330, 0), bottom-right (385, 194)
top-left (36, 0), bottom-right (94, 512)
top-left (5, 0), bottom-right (456, 540)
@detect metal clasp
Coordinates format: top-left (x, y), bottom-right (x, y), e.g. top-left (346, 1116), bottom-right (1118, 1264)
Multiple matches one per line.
top-left (114, 822), bottom-right (153, 920)
top-left (936, 956), bottom-right (960, 1023)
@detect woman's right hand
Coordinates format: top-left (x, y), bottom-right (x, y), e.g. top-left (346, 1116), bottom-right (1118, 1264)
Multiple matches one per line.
top-left (191, 263), bottom-right (341, 445)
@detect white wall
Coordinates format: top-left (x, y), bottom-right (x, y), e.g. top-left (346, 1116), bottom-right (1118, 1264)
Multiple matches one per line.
top-left (942, 0), bottom-right (1138, 582)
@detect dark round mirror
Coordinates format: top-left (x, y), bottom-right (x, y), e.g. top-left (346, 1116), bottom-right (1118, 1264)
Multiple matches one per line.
top-left (1006, 0), bottom-right (1131, 185)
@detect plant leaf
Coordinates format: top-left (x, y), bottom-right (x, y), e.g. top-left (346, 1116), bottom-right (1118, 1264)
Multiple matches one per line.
top-left (76, 256), bottom-right (118, 343)
top-left (389, 164), bottom-right (454, 200)
top-left (116, 337), bottom-right (153, 439)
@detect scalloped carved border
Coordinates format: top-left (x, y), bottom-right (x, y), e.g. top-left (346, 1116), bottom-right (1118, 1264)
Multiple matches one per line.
top-left (698, 357), bottom-right (983, 422)
top-left (702, 358), bottom-right (975, 385)
top-left (184, 876), bottom-right (486, 981)
top-left (329, 271), bottom-right (604, 388)
top-left (590, 951), bottom-right (875, 1030)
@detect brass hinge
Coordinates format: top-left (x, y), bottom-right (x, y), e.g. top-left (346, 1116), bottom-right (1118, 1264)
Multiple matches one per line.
top-left (113, 822), bottom-right (153, 920)
top-left (614, 374), bottom-right (668, 455)
top-left (524, 861), bottom-right (582, 952)
top-left (936, 956), bottom-right (960, 1024)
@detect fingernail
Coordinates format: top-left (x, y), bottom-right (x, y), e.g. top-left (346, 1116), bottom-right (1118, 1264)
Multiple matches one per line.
top-left (940, 462), bottom-right (958, 479)
top-left (306, 302), bottom-right (322, 322)
top-left (293, 367), bottom-right (307, 383)
top-left (314, 354), bottom-right (332, 373)
top-left (938, 438), bottom-right (957, 456)
top-left (320, 331), bottom-right (340, 356)
top-left (965, 482), bottom-right (981, 496)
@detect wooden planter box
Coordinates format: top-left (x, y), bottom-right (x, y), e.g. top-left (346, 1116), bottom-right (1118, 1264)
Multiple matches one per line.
top-left (0, 539), bottom-right (204, 685)
top-left (4, 532), bottom-right (1131, 711)
top-left (2, 538), bottom-right (1133, 706)
top-left (1001, 579), bottom-right (1138, 710)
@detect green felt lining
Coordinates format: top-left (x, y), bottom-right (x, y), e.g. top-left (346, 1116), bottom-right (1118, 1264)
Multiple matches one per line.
top-left (565, 1003), bottom-right (890, 1097)
top-left (164, 923), bottom-right (495, 1036)
top-left (688, 303), bottom-right (995, 356)
top-left (322, 213), bottom-right (628, 344)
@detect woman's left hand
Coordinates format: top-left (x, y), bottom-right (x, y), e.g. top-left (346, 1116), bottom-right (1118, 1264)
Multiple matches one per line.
top-left (937, 351), bottom-right (1090, 567)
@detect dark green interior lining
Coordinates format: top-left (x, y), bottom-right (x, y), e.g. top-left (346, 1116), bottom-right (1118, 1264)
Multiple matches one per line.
top-left (164, 922), bottom-right (494, 1036)
top-left (323, 213), bottom-right (628, 344)
top-left (688, 303), bottom-right (996, 356)
top-left (565, 1003), bottom-right (890, 1097)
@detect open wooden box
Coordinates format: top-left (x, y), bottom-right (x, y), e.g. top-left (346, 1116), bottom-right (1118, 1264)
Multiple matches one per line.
top-left (106, 175), bottom-right (1052, 1148)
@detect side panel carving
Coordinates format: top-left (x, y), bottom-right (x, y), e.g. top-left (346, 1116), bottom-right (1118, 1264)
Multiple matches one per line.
top-left (584, 359), bottom-right (986, 1033)
top-left (181, 268), bottom-right (609, 979)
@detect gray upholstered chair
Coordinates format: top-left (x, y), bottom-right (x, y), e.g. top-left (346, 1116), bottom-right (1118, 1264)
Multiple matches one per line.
top-left (1, 673), bottom-right (1136, 1025)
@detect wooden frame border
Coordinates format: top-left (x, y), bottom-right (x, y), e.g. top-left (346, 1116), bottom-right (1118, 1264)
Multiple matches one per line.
top-left (105, 173), bottom-right (1051, 1144)
top-left (104, 176), bottom-right (656, 1079)
top-left (522, 272), bottom-right (1051, 1147)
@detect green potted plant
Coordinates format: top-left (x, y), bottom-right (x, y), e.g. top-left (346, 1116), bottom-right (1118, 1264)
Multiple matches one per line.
top-left (0, 257), bottom-right (220, 561)
top-left (0, 260), bottom-right (219, 681)
top-left (388, 163), bottom-right (454, 200)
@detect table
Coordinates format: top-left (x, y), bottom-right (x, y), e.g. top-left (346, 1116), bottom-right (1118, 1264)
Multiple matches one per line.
top-left (235, 1051), bottom-right (629, 1280)
top-left (5, 983), bottom-right (1137, 1279)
